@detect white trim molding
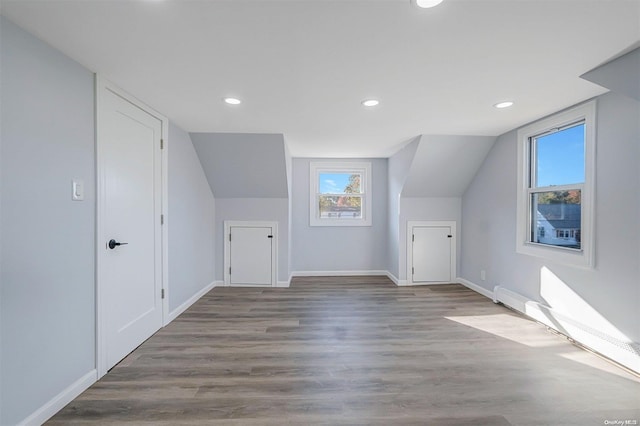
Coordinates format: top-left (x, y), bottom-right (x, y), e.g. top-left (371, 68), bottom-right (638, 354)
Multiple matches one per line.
top-left (456, 277), bottom-right (494, 299)
top-left (167, 281), bottom-right (216, 323)
top-left (291, 270), bottom-right (389, 277)
top-left (516, 100), bottom-right (596, 268)
top-left (386, 271), bottom-right (407, 286)
top-left (309, 161), bottom-right (372, 227)
top-left (18, 370), bottom-right (97, 426)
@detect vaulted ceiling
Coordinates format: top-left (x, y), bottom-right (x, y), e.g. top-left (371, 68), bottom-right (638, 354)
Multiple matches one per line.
top-left (2, 0), bottom-right (639, 157)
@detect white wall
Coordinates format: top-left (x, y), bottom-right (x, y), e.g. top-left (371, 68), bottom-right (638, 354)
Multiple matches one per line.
top-left (387, 138), bottom-right (420, 279)
top-left (1, 17), bottom-right (96, 425)
top-left (168, 123), bottom-right (216, 312)
top-left (461, 91), bottom-right (640, 346)
top-left (215, 198), bottom-right (289, 283)
top-left (398, 197), bottom-right (462, 282)
top-left (291, 158), bottom-right (388, 273)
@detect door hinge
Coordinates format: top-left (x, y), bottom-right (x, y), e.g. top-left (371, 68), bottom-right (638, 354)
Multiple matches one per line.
top-left (160, 138), bottom-right (164, 149)
top-left (229, 233), bottom-right (232, 242)
top-left (229, 266), bottom-right (231, 275)
top-left (161, 288), bottom-right (165, 299)
top-left (412, 267), bottom-right (415, 275)
top-left (161, 214), bottom-right (164, 225)
top-left (412, 234), bottom-right (415, 242)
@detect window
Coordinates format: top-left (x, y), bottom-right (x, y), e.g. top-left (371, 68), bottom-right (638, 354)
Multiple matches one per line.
top-left (310, 162), bottom-right (372, 226)
top-left (516, 101), bottom-right (595, 267)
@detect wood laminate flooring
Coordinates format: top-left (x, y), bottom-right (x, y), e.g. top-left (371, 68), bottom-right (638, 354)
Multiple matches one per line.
top-left (48, 276), bottom-right (640, 425)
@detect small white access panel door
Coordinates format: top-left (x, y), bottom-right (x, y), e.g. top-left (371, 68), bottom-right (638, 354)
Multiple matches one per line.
top-left (225, 221), bottom-right (277, 286)
top-left (409, 221), bottom-right (456, 284)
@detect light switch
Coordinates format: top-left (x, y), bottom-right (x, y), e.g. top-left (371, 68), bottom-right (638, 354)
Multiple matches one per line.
top-left (72, 179), bottom-right (84, 201)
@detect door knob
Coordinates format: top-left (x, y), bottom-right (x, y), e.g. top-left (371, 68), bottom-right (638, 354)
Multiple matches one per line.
top-left (108, 239), bottom-right (128, 249)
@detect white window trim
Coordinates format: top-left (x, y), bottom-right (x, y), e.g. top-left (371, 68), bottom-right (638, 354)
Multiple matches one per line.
top-left (309, 161), bottom-right (372, 227)
top-left (516, 100), bottom-right (596, 268)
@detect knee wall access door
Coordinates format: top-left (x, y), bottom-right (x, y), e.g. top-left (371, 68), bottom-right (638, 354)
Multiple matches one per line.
top-left (224, 221), bottom-right (277, 287)
top-left (407, 221), bottom-right (456, 285)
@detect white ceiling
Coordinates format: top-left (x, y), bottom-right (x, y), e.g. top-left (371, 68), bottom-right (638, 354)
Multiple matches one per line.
top-left (2, 0), bottom-right (639, 157)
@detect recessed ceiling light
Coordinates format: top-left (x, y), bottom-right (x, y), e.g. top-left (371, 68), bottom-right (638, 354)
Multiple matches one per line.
top-left (361, 99), bottom-right (380, 107)
top-left (415, 0), bottom-right (444, 8)
top-left (494, 101), bottom-right (514, 109)
top-left (223, 97), bottom-right (241, 105)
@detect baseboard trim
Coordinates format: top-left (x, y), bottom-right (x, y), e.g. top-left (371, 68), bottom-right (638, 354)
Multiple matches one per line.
top-left (493, 285), bottom-right (640, 374)
top-left (167, 281), bottom-right (216, 323)
top-left (276, 280), bottom-right (290, 288)
top-left (291, 270), bottom-right (389, 277)
top-left (456, 277), bottom-right (494, 299)
top-left (19, 369), bottom-right (97, 426)
top-left (385, 271), bottom-right (402, 286)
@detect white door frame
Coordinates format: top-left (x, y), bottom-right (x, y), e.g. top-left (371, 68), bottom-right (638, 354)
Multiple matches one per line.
top-left (224, 220), bottom-right (278, 287)
top-left (95, 76), bottom-right (169, 378)
top-left (407, 220), bottom-right (456, 286)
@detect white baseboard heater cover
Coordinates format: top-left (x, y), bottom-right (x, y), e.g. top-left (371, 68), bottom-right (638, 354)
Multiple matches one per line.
top-left (493, 285), bottom-right (640, 374)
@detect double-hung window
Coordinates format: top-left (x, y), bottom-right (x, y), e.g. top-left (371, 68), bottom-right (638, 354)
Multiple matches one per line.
top-left (516, 101), bottom-right (596, 267)
top-left (309, 162), bottom-right (372, 226)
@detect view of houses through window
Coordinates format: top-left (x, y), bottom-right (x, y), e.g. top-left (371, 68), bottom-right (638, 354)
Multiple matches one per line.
top-left (318, 172), bottom-right (363, 219)
top-left (529, 122), bottom-right (585, 250)
top-left (309, 161), bottom-right (372, 227)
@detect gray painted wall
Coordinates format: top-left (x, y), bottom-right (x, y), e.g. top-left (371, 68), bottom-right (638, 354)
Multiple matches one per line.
top-left (190, 133), bottom-right (288, 198)
top-left (291, 158), bottom-right (388, 273)
top-left (1, 17), bottom-right (96, 425)
top-left (168, 123), bottom-right (216, 312)
top-left (460, 91), bottom-right (640, 344)
top-left (214, 198), bottom-right (289, 282)
top-left (581, 47), bottom-right (640, 101)
top-left (387, 137), bottom-right (420, 279)
top-left (402, 135), bottom-right (496, 197)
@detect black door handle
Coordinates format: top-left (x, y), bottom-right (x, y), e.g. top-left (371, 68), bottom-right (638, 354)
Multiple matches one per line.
top-left (108, 239), bottom-right (129, 249)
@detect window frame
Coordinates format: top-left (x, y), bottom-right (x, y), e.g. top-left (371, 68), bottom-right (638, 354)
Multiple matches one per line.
top-left (516, 101), bottom-right (596, 268)
top-left (309, 161), bottom-right (372, 227)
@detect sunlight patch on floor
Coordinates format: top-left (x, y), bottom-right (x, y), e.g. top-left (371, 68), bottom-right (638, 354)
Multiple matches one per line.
top-left (445, 313), bottom-right (566, 348)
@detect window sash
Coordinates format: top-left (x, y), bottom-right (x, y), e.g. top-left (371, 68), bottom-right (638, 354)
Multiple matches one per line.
top-left (527, 185), bottom-right (583, 251)
top-left (515, 100), bottom-right (595, 268)
top-left (310, 162), bottom-right (372, 227)
top-left (528, 119), bottom-right (585, 190)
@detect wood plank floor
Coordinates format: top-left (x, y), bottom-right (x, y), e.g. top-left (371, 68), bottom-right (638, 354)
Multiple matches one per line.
top-left (48, 276), bottom-right (640, 425)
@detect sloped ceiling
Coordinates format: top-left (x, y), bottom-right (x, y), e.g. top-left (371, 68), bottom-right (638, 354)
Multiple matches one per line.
top-left (190, 133), bottom-right (288, 198)
top-left (581, 47), bottom-right (640, 101)
top-left (401, 135), bottom-right (496, 197)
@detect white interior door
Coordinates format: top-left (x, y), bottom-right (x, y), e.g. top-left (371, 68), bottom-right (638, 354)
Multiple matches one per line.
top-left (99, 83), bottom-right (163, 371)
top-left (411, 225), bottom-right (453, 283)
top-left (226, 222), bottom-right (276, 286)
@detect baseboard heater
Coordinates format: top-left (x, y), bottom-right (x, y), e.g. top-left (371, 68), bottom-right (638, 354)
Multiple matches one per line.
top-left (493, 285), bottom-right (640, 375)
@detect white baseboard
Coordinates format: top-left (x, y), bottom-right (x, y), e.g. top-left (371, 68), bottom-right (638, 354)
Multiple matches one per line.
top-left (456, 277), bottom-right (494, 299)
top-left (276, 280), bottom-right (290, 288)
top-left (386, 272), bottom-right (398, 284)
top-left (19, 369), bottom-right (97, 426)
top-left (291, 270), bottom-right (390, 277)
top-left (167, 281), bottom-right (216, 323)
top-left (493, 285), bottom-right (640, 374)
